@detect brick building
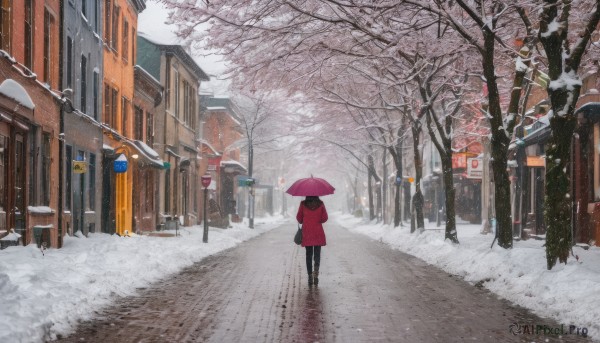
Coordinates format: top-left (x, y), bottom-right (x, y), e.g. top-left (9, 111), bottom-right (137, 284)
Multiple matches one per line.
top-left (0, 0), bottom-right (61, 247)
top-left (136, 33), bottom-right (209, 227)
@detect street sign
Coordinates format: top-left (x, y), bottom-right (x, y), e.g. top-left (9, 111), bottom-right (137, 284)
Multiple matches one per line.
top-left (467, 158), bottom-right (483, 179)
top-left (201, 174), bottom-right (212, 188)
top-left (73, 160), bottom-right (87, 174)
top-left (113, 154), bottom-right (128, 173)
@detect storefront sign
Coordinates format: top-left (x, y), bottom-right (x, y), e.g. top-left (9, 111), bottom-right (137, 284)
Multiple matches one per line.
top-left (72, 160), bottom-right (87, 174)
top-left (113, 154), bottom-right (128, 173)
top-left (208, 157), bottom-right (221, 171)
top-left (452, 153), bottom-right (468, 169)
top-left (467, 158), bottom-right (483, 179)
top-left (526, 156), bottom-right (545, 167)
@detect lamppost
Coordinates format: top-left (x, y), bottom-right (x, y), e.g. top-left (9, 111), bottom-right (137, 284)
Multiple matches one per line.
top-left (201, 174), bottom-right (212, 243)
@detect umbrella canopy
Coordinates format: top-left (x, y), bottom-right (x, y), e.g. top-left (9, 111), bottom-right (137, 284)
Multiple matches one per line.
top-left (286, 176), bottom-right (335, 196)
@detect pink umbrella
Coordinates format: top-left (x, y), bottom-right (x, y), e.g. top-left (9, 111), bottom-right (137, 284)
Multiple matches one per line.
top-left (286, 176), bottom-right (335, 196)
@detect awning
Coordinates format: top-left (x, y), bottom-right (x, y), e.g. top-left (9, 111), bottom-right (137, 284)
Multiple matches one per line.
top-left (220, 160), bottom-right (247, 175)
top-left (198, 139), bottom-right (221, 156)
top-left (576, 102), bottom-right (600, 122)
top-left (123, 140), bottom-right (164, 169)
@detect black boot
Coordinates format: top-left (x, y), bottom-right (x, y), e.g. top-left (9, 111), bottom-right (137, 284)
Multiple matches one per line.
top-left (308, 273), bottom-right (313, 286)
top-left (313, 268), bottom-right (319, 286)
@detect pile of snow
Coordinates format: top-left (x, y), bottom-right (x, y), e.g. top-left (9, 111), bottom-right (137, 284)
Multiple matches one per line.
top-left (336, 214), bottom-right (600, 340)
top-left (0, 216), bottom-right (284, 342)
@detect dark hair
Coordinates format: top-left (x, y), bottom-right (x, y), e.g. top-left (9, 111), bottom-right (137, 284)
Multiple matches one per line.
top-left (304, 196), bottom-right (322, 209)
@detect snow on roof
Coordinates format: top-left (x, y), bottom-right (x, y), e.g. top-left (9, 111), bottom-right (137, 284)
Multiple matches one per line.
top-left (0, 79), bottom-right (35, 109)
top-left (206, 106), bottom-right (228, 111)
top-left (135, 140), bottom-right (160, 160)
top-left (198, 139), bottom-right (220, 155)
top-left (138, 31), bottom-right (178, 46)
top-left (220, 160), bottom-right (247, 172)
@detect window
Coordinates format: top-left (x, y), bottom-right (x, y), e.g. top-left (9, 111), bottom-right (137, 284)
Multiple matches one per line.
top-left (104, 0), bottom-right (111, 43)
top-left (122, 19), bottom-right (129, 63)
top-left (111, 4), bottom-right (119, 52)
top-left (41, 133), bottom-right (51, 205)
top-left (132, 27), bottom-right (136, 63)
top-left (193, 170), bottom-right (197, 212)
top-left (134, 106), bottom-right (143, 140)
top-left (0, 135), bottom-right (7, 221)
top-left (165, 60), bottom-right (171, 107)
top-left (104, 84), bottom-right (110, 125)
top-left (67, 37), bottom-right (73, 88)
top-left (104, 84), bottom-right (118, 128)
top-left (146, 112), bottom-right (154, 146)
top-left (183, 81), bottom-right (189, 124)
top-left (24, 0), bottom-right (34, 69)
top-left (81, 0), bottom-right (87, 18)
top-left (93, 0), bottom-right (99, 33)
top-left (93, 71), bottom-right (99, 120)
top-left (80, 55), bottom-right (87, 112)
top-left (121, 97), bottom-right (129, 135)
top-left (164, 167), bottom-right (170, 212)
top-left (145, 172), bottom-right (153, 212)
top-left (0, 0), bottom-right (11, 52)
top-left (28, 127), bottom-right (36, 205)
top-left (43, 9), bottom-right (52, 84)
top-left (65, 145), bottom-right (72, 211)
top-left (191, 88), bottom-right (196, 128)
top-left (112, 88), bottom-right (118, 128)
top-left (88, 153), bottom-right (96, 210)
top-left (174, 69), bottom-right (180, 118)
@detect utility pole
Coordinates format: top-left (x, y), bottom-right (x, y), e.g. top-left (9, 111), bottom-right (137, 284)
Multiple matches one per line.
top-left (247, 144), bottom-right (254, 229)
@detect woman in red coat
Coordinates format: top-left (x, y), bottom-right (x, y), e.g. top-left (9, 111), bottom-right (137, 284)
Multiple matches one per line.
top-left (296, 196), bottom-right (328, 286)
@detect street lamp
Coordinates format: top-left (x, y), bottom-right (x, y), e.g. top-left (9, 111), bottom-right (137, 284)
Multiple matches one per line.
top-left (201, 174), bottom-right (212, 243)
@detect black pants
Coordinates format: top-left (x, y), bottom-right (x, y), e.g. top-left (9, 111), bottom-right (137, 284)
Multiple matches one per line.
top-left (305, 246), bottom-right (321, 275)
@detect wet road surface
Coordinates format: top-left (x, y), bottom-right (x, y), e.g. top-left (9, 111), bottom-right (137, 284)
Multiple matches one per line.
top-left (57, 221), bottom-right (590, 342)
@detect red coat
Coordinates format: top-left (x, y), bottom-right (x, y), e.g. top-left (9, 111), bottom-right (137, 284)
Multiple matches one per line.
top-left (296, 201), bottom-right (328, 247)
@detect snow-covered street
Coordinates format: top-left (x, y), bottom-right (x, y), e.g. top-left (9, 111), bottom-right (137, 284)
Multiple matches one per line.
top-left (0, 217), bottom-right (285, 342)
top-left (2, 213), bottom-right (598, 342)
top-left (336, 214), bottom-right (600, 341)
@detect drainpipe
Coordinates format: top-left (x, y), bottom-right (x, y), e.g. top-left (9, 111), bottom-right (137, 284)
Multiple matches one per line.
top-left (57, 0), bottom-right (65, 248)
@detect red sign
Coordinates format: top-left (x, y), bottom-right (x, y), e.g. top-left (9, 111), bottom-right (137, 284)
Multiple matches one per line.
top-left (201, 174), bottom-right (212, 188)
top-left (452, 153), bottom-right (467, 169)
top-left (452, 152), bottom-right (477, 169)
top-left (208, 157), bottom-right (221, 171)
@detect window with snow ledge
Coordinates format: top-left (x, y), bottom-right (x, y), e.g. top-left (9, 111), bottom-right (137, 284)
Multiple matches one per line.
top-left (27, 206), bottom-right (55, 215)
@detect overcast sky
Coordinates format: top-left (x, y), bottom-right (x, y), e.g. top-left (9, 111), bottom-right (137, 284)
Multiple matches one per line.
top-left (138, 1), bottom-right (230, 96)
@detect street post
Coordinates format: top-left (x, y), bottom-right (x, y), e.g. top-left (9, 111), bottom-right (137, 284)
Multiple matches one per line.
top-left (201, 174), bottom-right (212, 243)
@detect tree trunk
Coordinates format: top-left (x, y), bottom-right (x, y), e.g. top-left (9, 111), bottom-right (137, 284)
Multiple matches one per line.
top-left (482, 29), bottom-right (513, 249)
top-left (368, 165), bottom-right (375, 221)
top-left (537, 0), bottom-right (600, 269)
top-left (441, 154), bottom-right (458, 243)
top-left (382, 148), bottom-right (388, 224)
top-left (394, 171), bottom-right (401, 227)
top-left (490, 137), bottom-right (512, 248)
top-left (411, 122), bottom-right (425, 231)
top-left (392, 129), bottom-right (403, 227)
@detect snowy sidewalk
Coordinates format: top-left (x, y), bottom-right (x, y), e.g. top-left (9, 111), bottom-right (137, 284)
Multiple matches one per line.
top-left (0, 216), bottom-right (285, 343)
top-left (336, 213), bottom-right (600, 341)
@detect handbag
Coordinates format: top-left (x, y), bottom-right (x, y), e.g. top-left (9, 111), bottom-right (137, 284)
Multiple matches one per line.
top-left (294, 223), bottom-right (302, 245)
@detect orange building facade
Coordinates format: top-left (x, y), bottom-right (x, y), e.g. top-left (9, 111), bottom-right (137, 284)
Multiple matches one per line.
top-left (101, 0), bottom-right (148, 236)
